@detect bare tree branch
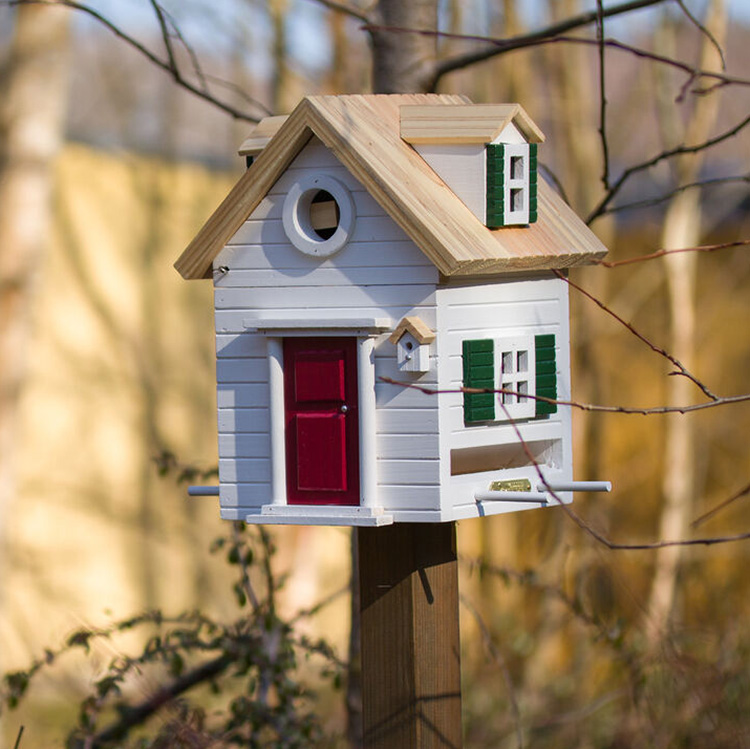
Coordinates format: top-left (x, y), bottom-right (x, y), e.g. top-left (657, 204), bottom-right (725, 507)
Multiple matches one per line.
top-left (595, 239), bottom-right (750, 267)
top-left (691, 481), bottom-right (750, 528)
top-left (555, 270), bottom-right (719, 400)
top-left (423, 0), bottom-right (673, 89)
top-left (597, 174), bottom-right (750, 216)
top-left (304, 0), bottom-right (369, 23)
top-left (586, 112), bottom-right (750, 223)
top-left (596, 0), bottom-right (611, 192)
top-left (378, 376), bottom-right (750, 416)
top-left (675, 0), bottom-right (726, 70)
top-left (5, 0), bottom-right (267, 122)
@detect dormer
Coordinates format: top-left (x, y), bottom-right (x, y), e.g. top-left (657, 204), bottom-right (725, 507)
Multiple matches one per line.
top-left (400, 103), bottom-right (545, 228)
top-left (238, 115), bottom-right (288, 168)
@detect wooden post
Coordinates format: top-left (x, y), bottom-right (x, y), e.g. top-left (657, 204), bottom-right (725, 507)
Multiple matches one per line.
top-left (358, 522), bottom-right (462, 748)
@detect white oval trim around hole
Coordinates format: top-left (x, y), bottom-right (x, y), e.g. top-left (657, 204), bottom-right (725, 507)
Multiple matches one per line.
top-left (282, 175), bottom-right (356, 257)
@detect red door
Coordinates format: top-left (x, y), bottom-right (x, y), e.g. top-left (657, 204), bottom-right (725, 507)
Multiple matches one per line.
top-left (284, 337), bottom-right (360, 506)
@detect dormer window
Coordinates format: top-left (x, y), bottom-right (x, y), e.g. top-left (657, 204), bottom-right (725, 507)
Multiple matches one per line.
top-left (486, 143), bottom-right (538, 228)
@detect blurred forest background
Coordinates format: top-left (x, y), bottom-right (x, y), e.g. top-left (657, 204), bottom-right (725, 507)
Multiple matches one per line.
top-left (0, 0), bottom-right (749, 746)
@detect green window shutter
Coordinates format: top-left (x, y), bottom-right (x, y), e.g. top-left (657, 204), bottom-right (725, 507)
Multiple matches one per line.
top-left (535, 333), bottom-right (557, 416)
top-left (463, 339), bottom-right (495, 423)
top-left (486, 144), bottom-right (505, 228)
top-left (528, 143), bottom-right (538, 224)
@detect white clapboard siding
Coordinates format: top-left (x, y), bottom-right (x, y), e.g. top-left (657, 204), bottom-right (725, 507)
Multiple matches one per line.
top-left (215, 305), bottom-right (435, 336)
top-left (218, 433), bottom-right (271, 459)
top-left (215, 265), bottom-right (439, 288)
top-left (228, 215), bottom-right (410, 247)
top-left (374, 355), bottom-right (437, 381)
top-left (376, 458), bottom-right (440, 486)
top-left (220, 459), bottom-right (273, 483)
top-left (220, 484), bottom-right (272, 508)
top-left (376, 409), bottom-right (440, 434)
top-left (216, 357), bottom-right (268, 383)
top-left (215, 285), bottom-right (436, 311)
top-left (243, 188), bottom-right (384, 222)
top-left (445, 305), bottom-right (562, 334)
top-left (375, 485), bottom-right (441, 511)
top-left (375, 378), bottom-right (438, 410)
top-left (217, 384), bottom-right (270, 409)
top-left (219, 241), bottom-right (439, 271)
top-left (218, 407), bottom-right (270, 433)
top-left (376, 433), bottom-right (439, 459)
top-left (216, 333), bottom-right (268, 357)
top-left (435, 276), bottom-right (573, 519)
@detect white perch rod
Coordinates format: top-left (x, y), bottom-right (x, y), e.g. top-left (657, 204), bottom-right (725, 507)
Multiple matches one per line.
top-left (475, 491), bottom-right (549, 503)
top-left (188, 486), bottom-right (220, 496)
top-left (537, 481), bottom-right (612, 493)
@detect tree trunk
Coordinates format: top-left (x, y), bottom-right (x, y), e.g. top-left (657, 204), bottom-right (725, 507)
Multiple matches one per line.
top-left (645, 0), bottom-right (726, 645)
top-left (369, 0), bottom-right (438, 94)
top-left (0, 3), bottom-right (70, 663)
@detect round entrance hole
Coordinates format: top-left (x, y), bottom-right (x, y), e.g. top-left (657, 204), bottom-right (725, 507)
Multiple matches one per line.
top-left (282, 175), bottom-right (355, 257)
top-left (309, 190), bottom-right (341, 240)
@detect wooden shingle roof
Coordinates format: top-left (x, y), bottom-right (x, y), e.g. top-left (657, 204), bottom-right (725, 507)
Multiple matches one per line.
top-left (175, 94), bottom-right (606, 280)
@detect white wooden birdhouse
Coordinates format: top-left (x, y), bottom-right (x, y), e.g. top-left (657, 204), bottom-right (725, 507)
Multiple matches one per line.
top-left (390, 316), bottom-right (435, 373)
top-left (176, 95), bottom-right (610, 527)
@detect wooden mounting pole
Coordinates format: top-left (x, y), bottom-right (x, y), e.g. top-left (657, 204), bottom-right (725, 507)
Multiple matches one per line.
top-left (358, 522), bottom-right (462, 748)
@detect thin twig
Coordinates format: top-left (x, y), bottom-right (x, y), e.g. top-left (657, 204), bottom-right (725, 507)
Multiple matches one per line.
top-left (675, 0), bottom-right (726, 70)
top-left (596, 0), bottom-right (610, 191)
top-left (586, 112), bottom-right (750, 223)
top-left (379, 376), bottom-right (750, 416)
top-left (423, 0), bottom-right (672, 89)
top-left (13, 726), bottom-right (24, 749)
top-left (691, 481), bottom-right (750, 528)
top-left (90, 652), bottom-right (235, 746)
top-left (6, 0), bottom-right (263, 122)
top-left (598, 174), bottom-right (750, 216)
top-left (496, 396), bottom-right (750, 552)
top-left (555, 270), bottom-right (719, 400)
top-left (594, 239), bottom-right (750, 267)
top-left (304, 0), bottom-right (369, 23)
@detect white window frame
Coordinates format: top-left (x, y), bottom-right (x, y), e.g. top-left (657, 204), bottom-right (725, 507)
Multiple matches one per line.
top-left (495, 334), bottom-right (536, 420)
top-left (502, 143), bottom-right (530, 226)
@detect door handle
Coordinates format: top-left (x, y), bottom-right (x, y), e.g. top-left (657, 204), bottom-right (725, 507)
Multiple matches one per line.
top-left (340, 405), bottom-right (348, 413)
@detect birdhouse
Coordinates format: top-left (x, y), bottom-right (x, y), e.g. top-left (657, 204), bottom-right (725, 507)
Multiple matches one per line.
top-left (390, 316), bottom-right (435, 373)
top-left (176, 95), bottom-right (610, 527)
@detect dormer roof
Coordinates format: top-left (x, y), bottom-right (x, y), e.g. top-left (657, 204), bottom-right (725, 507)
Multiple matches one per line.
top-left (400, 103), bottom-right (545, 145)
top-left (238, 115), bottom-right (288, 157)
top-left (175, 94), bottom-right (606, 280)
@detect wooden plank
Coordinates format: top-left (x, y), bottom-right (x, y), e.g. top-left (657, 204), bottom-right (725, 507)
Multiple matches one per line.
top-left (376, 409), bottom-right (439, 434)
top-left (376, 433), bottom-right (439, 460)
top-left (359, 523), bottom-right (462, 748)
top-left (217, 407), bottom-right (269, 433)
top-left (227, 214), bottom-right (410, 247)
top-left (400, 103), bottom-right (545, 144)
top-left (376, 459), bottom-right (440, 486)
top-left (216, 357), bottom-right (268, 383)
top-left (214, 307), bottom-right (435, 335)
top-left (214, 285), bottom-right (437, 311)
top-left (218, 433), bottom-right (270, 458)
top-left (219, 239), bottom-right (434, 271)
top-left (214, 265), bottom-right (439, 288)
top-left (217, 383), bottom-right (269, 408)
top-left (219, 458), bottom-right (272, 483)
